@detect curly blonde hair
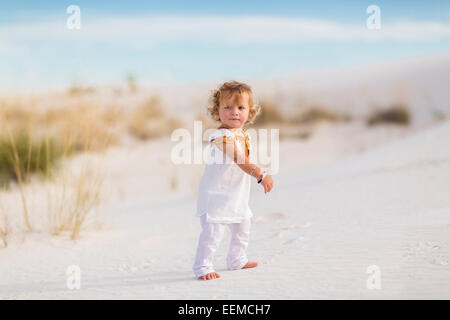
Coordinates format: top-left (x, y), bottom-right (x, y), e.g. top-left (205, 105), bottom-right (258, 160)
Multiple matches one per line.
top-left (207, 80), bottom-right (261, 124)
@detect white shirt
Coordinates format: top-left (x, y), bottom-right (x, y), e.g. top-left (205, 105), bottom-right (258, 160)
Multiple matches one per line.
top-left (196, 128), bottom-right (253, 223)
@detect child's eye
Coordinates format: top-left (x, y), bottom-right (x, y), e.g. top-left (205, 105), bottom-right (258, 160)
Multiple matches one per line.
top-left (225, 106), bottom-right (231, 109)
top-left (239, 106), bottom-right (245, 110)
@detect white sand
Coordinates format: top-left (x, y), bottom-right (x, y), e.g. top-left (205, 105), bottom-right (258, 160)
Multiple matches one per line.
top-left (0, 119), bottom-right (449, 299)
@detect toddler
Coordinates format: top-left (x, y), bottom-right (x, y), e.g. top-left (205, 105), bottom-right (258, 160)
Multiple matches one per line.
top-left (193, 80), bottom-right (274, 280)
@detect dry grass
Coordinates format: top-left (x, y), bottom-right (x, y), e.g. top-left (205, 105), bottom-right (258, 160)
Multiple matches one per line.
top-left (47, 162), bottom-right (105, 240)
top-left (3, 130), bottom-right (108, 240)
top-left (0, 91), bottom-right (184, 241)
top-left (367, 104), bottom-right (411, 126)
top-left (0, 104), bottom-right (111, 240)
top-left (4, 126), bottom-right (39, 231)
top-left (45, 122), bottom-right (109, 239)
top-left (127, 96), bottom-right (185, 140)
top-left (0, 102), bottom-right (120, 155)
top-left (134, 96), bottom-right (164, 119)
top-left (0, 127), bottom-right (62, 185)
top-left (41, 104), bottom-right (119, 152)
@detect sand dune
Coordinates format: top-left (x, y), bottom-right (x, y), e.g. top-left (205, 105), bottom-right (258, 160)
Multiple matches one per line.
top-left (1, 118), bottom-right (448, 299)
top-left (144, 53), bottom-right (450, 126)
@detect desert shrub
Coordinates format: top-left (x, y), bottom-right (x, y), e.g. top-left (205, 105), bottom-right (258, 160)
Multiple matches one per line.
top-left (1, 101), bottom-right (118, 155)
top-left (60, 119), bottom-right (115, 153)
top-left (0, 129), bottom-right (67, 232)
top-left (127, 96), bottom-right (184, 140)
top-left (0, 104), bottom-right (39, 131)
top-left (40, 105), bottom-right (118, 153)
top-left (292, 106), bottom-right (351, 125)
top-left (135, 96), bottom-right (164, 119)
top-left (0, 129), bottom-right (64, 186)
top-left (367, 105), bottom-right (410, 126)
top-left (67, 86), bottom-right (96, 96)
top-left (253, 99), bottom-right (285, 126)
top-left (125, 74), bottom-right (138, 93)
top-left (279, 129), bottom-right (312, 140)
top-left (101, 105), bottom-right (124, 126)
top-left (128, 117), bottom-right (165, 140)
top-left (128, 116), bottom-right (184, 140)
top-left (196, 109), bottom-right (218, 130)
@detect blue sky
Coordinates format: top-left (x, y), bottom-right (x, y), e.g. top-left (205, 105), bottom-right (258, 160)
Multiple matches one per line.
top-left (2, 0), bottom-right (450, 22)
top-left (1, 0), bottom-right (450, 92)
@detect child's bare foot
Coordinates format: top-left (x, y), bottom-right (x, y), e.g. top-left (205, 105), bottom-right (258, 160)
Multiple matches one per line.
top-left (242, 261), bottom-right (258, 269)
top-left (198, 272), bottom-right (221, 280)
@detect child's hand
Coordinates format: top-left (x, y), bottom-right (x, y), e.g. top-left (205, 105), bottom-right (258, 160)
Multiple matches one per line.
top-left (261, 175), bottom-right (273, 194)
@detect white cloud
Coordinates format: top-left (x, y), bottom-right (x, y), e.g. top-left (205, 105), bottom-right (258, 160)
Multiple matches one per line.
top-left (1, 15), bottom-right (450, 46)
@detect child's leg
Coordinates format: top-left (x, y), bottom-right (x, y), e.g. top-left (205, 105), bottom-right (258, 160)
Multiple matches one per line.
top-left (226, 218), bottom-right (251, 270)
top-left (192, 214), bottom-right (226, 278)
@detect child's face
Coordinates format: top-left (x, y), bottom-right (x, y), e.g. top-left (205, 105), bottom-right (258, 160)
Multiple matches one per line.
top-left (218, 92), bottom-right (250, 129)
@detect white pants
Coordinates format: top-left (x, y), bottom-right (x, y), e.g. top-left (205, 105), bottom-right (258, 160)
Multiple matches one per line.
top-left (193, 214), bottom-right (251, 278)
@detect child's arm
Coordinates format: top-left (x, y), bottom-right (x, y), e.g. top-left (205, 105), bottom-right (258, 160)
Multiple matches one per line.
top-left (211, 137), bottom-right (274, 193)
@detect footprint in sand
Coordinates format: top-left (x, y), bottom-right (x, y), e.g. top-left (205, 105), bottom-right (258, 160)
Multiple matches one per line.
top-left (280, 236), bottom-right (305, 245)
top-left (403, 241), bottom-right (449, 267)
top-left (431, 256), bottom-right (449, 266)
top-left (281, 223), bottom-right (312, 230)
top-left (253, 212), bottom-right (288, 223)
top-left (271, 223), bottom-right (312, 238)
top-left (117, 260), bottom-right (154, 272)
